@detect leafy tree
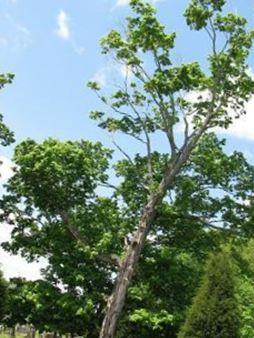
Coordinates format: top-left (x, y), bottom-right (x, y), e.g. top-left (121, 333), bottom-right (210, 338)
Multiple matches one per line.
top-left (2, 133), bottom-right (254, 337)
top-left (178, 250), bottom-right (240, 338)
top-left (0, 269), bottom-right (7, 322)
top-left (117, 249), bottom-right (204, 338)
top-left (237, 274), bottom-right (254, 338)
top-left (87, 0), bottom-right (254, 335)
top-left (0, 70), bottom-right (14, 332)
top-left (0, 138), bottom-right (119, 336)
top-left (232, 240), bottom-right (254, 338)
top-left (2, 277), bottom-right (93, 337)
top-left (0, 72), bottom-right (15, 146)
top-left (1, 1), bottom-right (254, 336)
top-left (3, 278), bottom-right (34, 335)
top-left (115, 133), bottom-right (254, 337)
top-left (23, 280), bottom-right (89, 336)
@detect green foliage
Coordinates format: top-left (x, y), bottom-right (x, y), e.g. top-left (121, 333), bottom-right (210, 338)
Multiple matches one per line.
top-left (118, 248), bottom-right (205, 337)
top-left (0, 269), bottom-right (7, 322)
top-left (129, 309), bottom-right (174, 331)
top-left (3, 278), bottom-right (33, 328)
top-left (231, 240), bottom-right (254, 338)
top-left (0, 73), bottom-right (14, 90)
top-left (184, 0), bottom-right (226, 30)
top-left (2, 132), bottom-right (254, 336)
top-left (0, 114), bottom-right (15, 147)
top-left (23, 280), bottom-right (91, 335)
top-left (0, 72), bottom-right (15, 146)
top-left (1, 278), bottom-right (94, 336)
top-left (114, 130), bottom-right (254, 336)
top-left (7, 138), bottom-right (112, 213)
top-left (0, 139), bottom-right (123, 336)
top-left (90, 0), bottom-right (254, 144)
top-left (178, 250), bottom-right (240, 338)
top-left (237, 275), bottom-right (254, 338)
top-left (2, 1), bottom-right (254, 337)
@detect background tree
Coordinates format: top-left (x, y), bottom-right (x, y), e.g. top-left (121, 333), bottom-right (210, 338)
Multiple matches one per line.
top-left (1, 277), bottom-right (98, 337)
top-left (232, 240), bottom-right (254, 338)
top-left (23, 280), bottom-right (90, 337)
top-left (0, 269), bottom-right (7, 323)
top-left (0, 138), bottom-right (120, 336)
top-left (178, 250), bottom-right (239, 338)
top-left (3, 278), bottom-right (34, 336)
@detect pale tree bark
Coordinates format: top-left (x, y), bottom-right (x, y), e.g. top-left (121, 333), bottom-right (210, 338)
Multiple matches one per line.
top-left (99, 111), bottom-right (214, 338)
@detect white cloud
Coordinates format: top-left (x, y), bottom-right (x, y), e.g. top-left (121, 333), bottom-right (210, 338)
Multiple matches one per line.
top-left (15, 24), bottom-right (31, 48)
top-left (16, 24), bottom-right (30, 36)
top-left (0, 223), bottom-right (47, 280)
top-left (91, 62), bottom-right (132, 88)
top-left (0, 158), bottom-right (45, 281)
top-left (183, 88), bottom-right (254, 141)
top-left (0, 156), bottom-right (14, 182)
top-left (72, 41), bottom-right (85, 56)
top-left (0, 160), bottom-right (44, 281)
top-left (55, 10), bottom-right (85, 56)
top-left (92, 68), bottom-right (107, 88)
top-left (56, 10), bottom-right (70, 40)
top-left (0, 250), bottom-right (45, 281)
top-left (0, 14), bottom-right (32, 49)
top-left (218, 69), bottom-right (254, 140)
top-left (119, 63), bottom-right (133, 79)
top-left (116, 0), bottom-right (129, 6)
top-left (218, 96), bottom-right (254, 141)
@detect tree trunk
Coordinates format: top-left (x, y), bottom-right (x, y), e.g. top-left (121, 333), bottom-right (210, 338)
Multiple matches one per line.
top-left (10, 326), bottom-right (15, 338)
top-left (99, 132), bottom-right (203, 338)
top-left (99, 196), bottom-right (159, 338)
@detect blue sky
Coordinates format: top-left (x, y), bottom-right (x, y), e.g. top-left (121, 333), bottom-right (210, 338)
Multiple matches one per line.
top-left (0, 0), bottom-right (254, 279)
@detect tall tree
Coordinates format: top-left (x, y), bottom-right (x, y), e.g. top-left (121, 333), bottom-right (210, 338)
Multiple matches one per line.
top-left (2, 133), bottom-right (254, 336)
top-left (114, 133), bottom-right (254, 337)
top-left (178, 250), bottom-right (239, 338)
top-left (87, 0), bottom-right (254, 336)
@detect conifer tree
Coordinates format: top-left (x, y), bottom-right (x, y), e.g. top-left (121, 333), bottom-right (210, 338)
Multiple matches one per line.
top-left (178, 250), bottom-right (239, 338)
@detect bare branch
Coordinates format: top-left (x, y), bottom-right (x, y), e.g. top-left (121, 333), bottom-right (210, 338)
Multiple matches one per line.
top-left (183, 115), bottom-right (189, 144)
top-left (185, 213), bottom-right (234, 233)
top-left (98, 182), bottom-right (118, 191)
top-left (208, 16), bottom-right (217, 55)
top-left (133, 63), bottom-right (178, 156)
top-left (143, 124), bottom-right (153, 182)
top-left (121, 84), bottom-right (154, 180)
top-left (110, 134), bottom-right (133, 164)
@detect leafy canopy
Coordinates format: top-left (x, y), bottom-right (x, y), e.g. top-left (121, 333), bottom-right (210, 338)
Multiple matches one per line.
top-left (0, 72), bottom-right (15, 146)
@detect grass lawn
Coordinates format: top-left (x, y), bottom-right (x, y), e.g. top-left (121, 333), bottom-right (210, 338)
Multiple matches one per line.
top-left (0, 333), bottom-right (27, 338)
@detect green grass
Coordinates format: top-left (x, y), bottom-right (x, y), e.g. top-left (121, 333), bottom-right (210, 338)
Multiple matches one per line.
top-left (0, 333), bottom-right (27, 338)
